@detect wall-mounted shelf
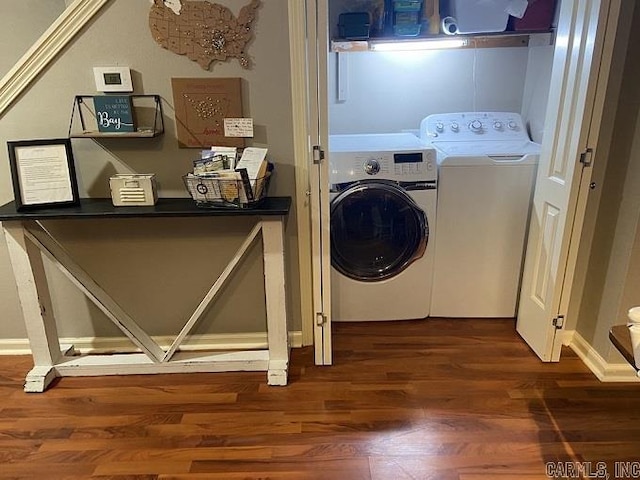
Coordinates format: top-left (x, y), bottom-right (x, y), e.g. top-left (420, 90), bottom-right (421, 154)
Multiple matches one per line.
top-left (68, 94), bottom-right (164, 139)
top-left (330, 31), bottom-right (554, 52)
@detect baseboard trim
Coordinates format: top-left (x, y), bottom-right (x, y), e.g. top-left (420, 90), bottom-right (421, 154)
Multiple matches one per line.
top-left (0, 331), bottom-right (303, 356)
top-left (569, 330), bottom-right (640, 382)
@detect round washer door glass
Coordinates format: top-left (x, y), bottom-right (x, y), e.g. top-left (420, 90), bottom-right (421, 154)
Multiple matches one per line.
top-left (331, 182), bottom-right (428, 281)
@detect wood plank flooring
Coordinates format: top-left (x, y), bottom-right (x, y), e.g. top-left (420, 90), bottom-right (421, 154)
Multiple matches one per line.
top-left (1, 319), bottom-right (640, 479)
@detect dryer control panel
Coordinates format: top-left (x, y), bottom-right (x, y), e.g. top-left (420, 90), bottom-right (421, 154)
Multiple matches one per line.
top-left (420, 112), bottom-right (528, 142)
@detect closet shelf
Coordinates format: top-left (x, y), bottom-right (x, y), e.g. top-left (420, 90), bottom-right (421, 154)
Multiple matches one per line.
top-left (331, 31), bottom-right (554, 52)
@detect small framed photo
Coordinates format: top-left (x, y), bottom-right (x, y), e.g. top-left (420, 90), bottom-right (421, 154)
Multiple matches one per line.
top-left (7, 138), bottom-right (80, 211)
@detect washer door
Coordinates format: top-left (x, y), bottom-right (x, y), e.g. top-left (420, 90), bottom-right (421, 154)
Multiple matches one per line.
top-left (331, 182), bottom-right (429, 281)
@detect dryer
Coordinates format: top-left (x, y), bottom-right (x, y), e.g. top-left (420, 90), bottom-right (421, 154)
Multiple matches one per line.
top-left (420, 112), bottom-right (541, 318)
top-left (329, 133), bottom-right (437, 321)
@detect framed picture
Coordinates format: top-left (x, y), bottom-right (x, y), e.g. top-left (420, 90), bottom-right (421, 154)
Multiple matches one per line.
top-left (7, 138), bottom-right (80, 210)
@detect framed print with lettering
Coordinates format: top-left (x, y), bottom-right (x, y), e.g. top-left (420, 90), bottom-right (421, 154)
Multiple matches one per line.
top-left (7, 138), bottom-right (80, 211)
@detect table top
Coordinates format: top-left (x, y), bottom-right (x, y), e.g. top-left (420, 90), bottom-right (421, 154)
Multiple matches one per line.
top-left (0, 197), bottom-right (291, 220)
top-left (609, 325), bottom-right (637, 370)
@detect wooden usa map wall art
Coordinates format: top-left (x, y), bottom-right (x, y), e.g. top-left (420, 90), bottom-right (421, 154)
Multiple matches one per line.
top-left (149, 0), bottom-right (261, 70)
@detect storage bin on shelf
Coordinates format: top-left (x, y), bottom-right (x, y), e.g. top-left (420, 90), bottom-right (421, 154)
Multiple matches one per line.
top-left (393, 0), bottom-right (422, 12)
top-left (511, 0), bottom-right (556, 32)
top-left (183, 163), bottom-right (273, 209)
top-left (393, 0), bottom-right (423, 36)
top-left (338, 12), bottom-right (371, 40)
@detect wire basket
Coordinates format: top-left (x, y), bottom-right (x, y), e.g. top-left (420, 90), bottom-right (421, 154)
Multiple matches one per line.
top-left (183, 165), bottom-right (272, 209)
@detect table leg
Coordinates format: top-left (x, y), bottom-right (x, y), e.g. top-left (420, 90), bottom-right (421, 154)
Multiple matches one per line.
top-left (261, 217), bottom-right (289, 386)
top-left (24, 366), bottom-right (58, 392)
top-left (2, 221), bottom-right (62, 391)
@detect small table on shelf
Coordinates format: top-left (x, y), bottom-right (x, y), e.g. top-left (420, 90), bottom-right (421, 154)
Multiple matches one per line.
top-left (609, 325), bottom-right (638, 372)
top-left (0, 197), bottom-right (292, 392)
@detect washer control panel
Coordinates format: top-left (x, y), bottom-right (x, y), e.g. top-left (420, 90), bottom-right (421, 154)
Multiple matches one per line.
top-left (330, 149), bottom-right (436, 184)
top-left (328, 133), bottom-right (437, 184)
top-left (420, 112), bottom-right (528, 142)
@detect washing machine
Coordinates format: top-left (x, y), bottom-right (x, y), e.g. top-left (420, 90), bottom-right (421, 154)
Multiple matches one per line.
top-left (419, 112), bottom-right (541, 318)
top-left (329, 133), bottom-right (437, 322)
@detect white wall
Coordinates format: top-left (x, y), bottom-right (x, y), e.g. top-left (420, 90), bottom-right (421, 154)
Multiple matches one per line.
top-left (328, 47), bottom-right (530, 135)
top-left (0, 0), bottom-right (301, 342)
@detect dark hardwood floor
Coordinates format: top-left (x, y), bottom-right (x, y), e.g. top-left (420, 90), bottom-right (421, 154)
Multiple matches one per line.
top-left (1, 319), bottom-right (639, 479)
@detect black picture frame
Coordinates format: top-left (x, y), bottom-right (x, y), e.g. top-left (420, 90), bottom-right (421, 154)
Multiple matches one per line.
top-left (7, 138), bottom-right (80, 211)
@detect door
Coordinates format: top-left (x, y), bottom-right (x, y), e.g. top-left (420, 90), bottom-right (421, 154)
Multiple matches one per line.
top-left (517, 0), bottom-right (621, 361)
top-left (307, 0), bottom-right (332, 365)
top-left (331, 182), bottom-right (429, 281)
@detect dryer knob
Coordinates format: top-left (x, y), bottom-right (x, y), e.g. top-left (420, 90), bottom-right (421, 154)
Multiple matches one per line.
top-left (435, 122), bottom-right (445, 133)
top-left (469, 120), bottom-right (483, 133)
top-left (364, 159), bottom-right (380, 175)
top-left (507, 120), bottom-right (519, 130)
top-left (451, 122), bottom-right (460, 132)
top-left (493, 121), bottom-right (504, 130)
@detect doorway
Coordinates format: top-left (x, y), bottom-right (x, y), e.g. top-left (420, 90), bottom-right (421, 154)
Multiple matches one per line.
top-left (296, 0), bottom-right (624, 365)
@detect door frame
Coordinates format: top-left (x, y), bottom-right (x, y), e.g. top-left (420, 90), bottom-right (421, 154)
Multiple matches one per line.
top-left (564, 0), bottom-right (635, 334)
top-left (558, 0), bottom-right (629, 336)
top-left (288, 0), bottom-right (314, 347)
top-left (290, 0), bottom-right (625, 363)
top-left (289, 0), bottom-right (333, 363)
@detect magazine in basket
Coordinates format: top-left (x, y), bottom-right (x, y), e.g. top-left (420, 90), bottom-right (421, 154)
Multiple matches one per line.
top-left (184, 146), bottom-right (270, 208)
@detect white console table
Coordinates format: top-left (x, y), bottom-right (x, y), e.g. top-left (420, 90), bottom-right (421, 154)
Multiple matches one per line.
top-left (0, 197), bottom-right (291, 392)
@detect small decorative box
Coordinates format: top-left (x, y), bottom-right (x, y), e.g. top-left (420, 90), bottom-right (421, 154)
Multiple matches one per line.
top-left (338, 12), bottom-right (371, 40)
top-left (109, 174), bottom-right (158, 207)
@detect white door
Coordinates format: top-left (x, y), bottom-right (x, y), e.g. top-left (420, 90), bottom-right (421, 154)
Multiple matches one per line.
top-left (307, 0), bottom-right (332, 365)
top-left (517, 0), bottom-right (621, 361)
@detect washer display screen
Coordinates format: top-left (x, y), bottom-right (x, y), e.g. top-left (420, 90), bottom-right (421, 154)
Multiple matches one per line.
top-left (394, 152), bottom-right (422, 163)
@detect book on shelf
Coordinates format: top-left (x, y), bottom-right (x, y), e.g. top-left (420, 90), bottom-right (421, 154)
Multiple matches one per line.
top-left (94, 95), bottom-right (135, 133)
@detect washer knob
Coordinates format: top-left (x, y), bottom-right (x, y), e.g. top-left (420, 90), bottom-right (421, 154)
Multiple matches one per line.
top-left (493, 121), bottom-right (504, 130)
top-left (507, 120), bottom-right (519, 130)
top-left (435, 122), bottom-right (445, 133)
top-left (364, 159), bottom-right (380, 175)
top-left (451, 122), bottom-right (460, 132)
top-left (469, 120), bottom-right (483, 133)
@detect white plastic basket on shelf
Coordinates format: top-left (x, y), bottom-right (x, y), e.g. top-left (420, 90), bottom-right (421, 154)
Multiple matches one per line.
top-left (183, 164), bottom-right (272, 209)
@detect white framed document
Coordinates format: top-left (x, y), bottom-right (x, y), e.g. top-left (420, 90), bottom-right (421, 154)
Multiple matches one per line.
top-left (7, 138), bottom-right (80, 210)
